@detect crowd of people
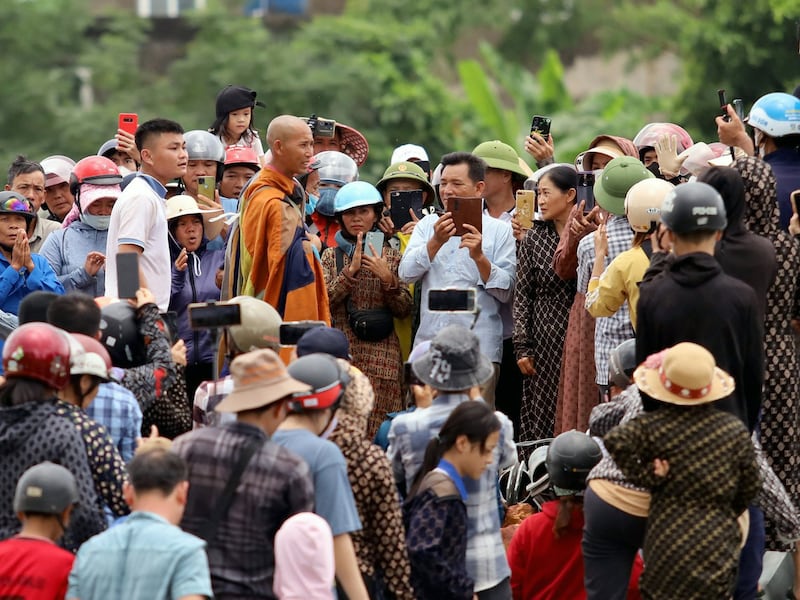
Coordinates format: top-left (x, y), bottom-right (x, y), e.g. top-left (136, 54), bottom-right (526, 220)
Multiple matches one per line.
top-left (0, 80), bottom-right (799, 599)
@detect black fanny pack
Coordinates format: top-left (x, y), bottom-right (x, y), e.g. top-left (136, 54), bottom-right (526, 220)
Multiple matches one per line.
top-left (346, 298), bottom-right (394, 342)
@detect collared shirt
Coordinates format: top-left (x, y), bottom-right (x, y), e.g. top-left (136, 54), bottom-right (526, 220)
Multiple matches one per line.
top-left (105, 175), bottom-right (171, 310)
top-left (173, 421), bottom-right (314, 599)
top-left (577, 214), bottom-right (635, 384)
top-left (387, 392), bottom-right (516, 591)
top-left (28, 216), bottom-right (61, 254)
top-left (68, 511), bottom-right (212, 600)
top-left (398, 212), bottom-right (516, 363)
top-left (85, 382), bottom-right (143, 463)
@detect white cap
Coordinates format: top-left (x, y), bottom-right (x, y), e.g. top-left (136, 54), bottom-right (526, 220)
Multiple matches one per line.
top-left (391, 143), bottom-right (429, 164)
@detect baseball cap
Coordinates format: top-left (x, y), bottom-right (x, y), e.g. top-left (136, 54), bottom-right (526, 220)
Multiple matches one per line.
top-left (391, 144), bottom-right (429, 164)
top-left (296, 326), bottom-right (351, 360)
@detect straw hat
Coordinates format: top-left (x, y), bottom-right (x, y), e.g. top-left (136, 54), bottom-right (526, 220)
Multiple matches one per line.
top-left (165, 194), bottom-right (225, 240)
top-left (633, 342), bottom-right (735, 405)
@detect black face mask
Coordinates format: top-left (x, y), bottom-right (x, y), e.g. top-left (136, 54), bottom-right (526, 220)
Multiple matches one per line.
top-left (646, 161), bottom-right (665, 180)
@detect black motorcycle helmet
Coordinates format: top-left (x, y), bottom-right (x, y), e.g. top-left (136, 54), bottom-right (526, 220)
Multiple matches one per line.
top-left (546, 430), bottom-right (602, 495)
top-left (660, 181), bottom-right (727, 234)
top-left (608, 339), bottom-right (637, 390)
top-left (99, 302), bottom-right (147, 369)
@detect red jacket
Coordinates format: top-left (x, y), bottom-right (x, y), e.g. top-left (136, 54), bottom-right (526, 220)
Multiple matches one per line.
top-left (507, 500), bottom-right (642, 600)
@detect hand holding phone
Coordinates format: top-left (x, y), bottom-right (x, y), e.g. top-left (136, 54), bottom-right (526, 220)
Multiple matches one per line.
top-left (197, 176), bottom-right (215, 201)
top-left (389, 190), bottom-right (424, 230)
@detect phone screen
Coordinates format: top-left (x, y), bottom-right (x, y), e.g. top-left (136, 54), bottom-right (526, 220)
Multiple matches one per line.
top-left (116, 252), bottom-right (140, 299)
top-left (428, 288), bottom-right (477, 312)
top-left (279, 321), bottom-right (326, 346)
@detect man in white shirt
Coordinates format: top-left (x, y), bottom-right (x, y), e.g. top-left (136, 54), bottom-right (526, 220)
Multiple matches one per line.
top-left (105, 118), bottom-right (187, 310)
top-left (398, 151), bottom-right (516, 407)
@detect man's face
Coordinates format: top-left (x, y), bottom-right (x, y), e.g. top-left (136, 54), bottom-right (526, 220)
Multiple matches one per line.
top-left (0, 214), bottom-right (28, 249)
top-left (8, 171), bottom-right (46, 211)
top-left (45, 181), bottom-right (75, 220)
top-left (482, 167), bottom-right (510, 200)
top-left (144, 132), bottom-right (188, 183)
top-left (183, 160), bottom-right (218, 196)
top-left (313, 132), bottom-right (342, 154)
top-left (439, 163), bottom-right (483, 208)
top-left (282, 126), bottom-right (315, 176)
top-left (641, 149), bottom-right (658, 167)
top-left (110, 150), bottom-right (137, 172)
top-left (220, 165), bottom-right (257, 199)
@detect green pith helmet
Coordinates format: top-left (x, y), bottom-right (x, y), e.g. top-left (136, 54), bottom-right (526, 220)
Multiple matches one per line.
top-left (472, 140), bottom-right (529, 180)
top-left (593, 156), bottom-right (654, 216)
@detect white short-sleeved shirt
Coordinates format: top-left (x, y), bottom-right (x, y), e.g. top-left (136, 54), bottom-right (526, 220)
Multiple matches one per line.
top-left (105, 175), bottom-right (171, 310)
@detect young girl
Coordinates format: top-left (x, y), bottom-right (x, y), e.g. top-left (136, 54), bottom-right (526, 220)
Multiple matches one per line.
top-left (210, 85), bottom-right (265, 162)
top-left (403, 401), bottom-right (501, 599)
top-left (604, 342), bottom-right (760, 600)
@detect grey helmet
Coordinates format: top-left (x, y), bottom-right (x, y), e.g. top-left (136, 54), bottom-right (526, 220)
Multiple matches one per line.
top-left (14, 462), bottom-right (79, 514)
top-left (184, 130), bottom-right (225, 163)
top-left (546, 430), bottom-right (602, 495)
top-left (609, 339), bottom-right (637, 390)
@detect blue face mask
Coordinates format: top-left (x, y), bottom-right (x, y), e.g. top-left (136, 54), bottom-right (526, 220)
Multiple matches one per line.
top-left (80, 212), bottom-right (111, 231)
top-left (316, 187), bottom-right (339, 218)
top-left (305, 193), bottom-right (318, 217)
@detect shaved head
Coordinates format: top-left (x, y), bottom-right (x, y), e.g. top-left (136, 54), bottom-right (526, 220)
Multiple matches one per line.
top-left (267, 115), bottom-right (309, 149)
top-left (267, 115), bottom-right (314, 177)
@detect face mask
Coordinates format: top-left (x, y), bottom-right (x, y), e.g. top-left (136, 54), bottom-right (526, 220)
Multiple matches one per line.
top-left (316, 187), bottom-right (339, 217)
top-left (305, 193), bottom-right (318, 217)
top-left (80, 212), bottom-right (111, 230)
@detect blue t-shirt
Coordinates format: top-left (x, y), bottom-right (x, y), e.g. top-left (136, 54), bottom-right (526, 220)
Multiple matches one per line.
top-left (67, 511), bottom-right (212, 600)
top-left (272, 428), bottom-right (362, 536)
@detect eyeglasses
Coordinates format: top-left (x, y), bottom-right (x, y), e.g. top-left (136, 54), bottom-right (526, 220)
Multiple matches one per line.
top-left (0, 197), bottom-right (33, 213)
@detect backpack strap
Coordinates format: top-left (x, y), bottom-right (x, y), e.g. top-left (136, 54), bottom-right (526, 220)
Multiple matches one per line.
top-left (640, 238), bottom-right (654, 259)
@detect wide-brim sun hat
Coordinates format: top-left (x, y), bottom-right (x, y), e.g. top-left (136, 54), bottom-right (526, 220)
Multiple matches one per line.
top-left (633, 342), bottom-right (735, 405)
top-left (411, 324), bottom-right (493, 391)
top-left (216, 348), bottom-right (311, 413)
top-left (165, 194), bottom-right (225, 240)
top-left (375, 162), bottom-right (436, 202)
top-left (593, 156), bottom-right (654, 216)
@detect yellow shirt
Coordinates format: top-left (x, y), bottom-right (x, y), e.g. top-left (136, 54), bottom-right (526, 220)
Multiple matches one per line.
top-left (585, 245), bottom-right (649, 330)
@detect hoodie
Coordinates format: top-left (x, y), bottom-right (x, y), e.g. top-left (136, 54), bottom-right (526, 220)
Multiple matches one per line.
top-left (0, 401), bottom-right (106, 551)
top-left (637, 252), bottom-right (764, 431)
top-left (39, 220), bottom-right (108, 297)
top-left (168, 236), bottom-right (225, 365)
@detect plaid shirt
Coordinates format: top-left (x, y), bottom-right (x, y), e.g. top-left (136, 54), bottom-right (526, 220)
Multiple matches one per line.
top-left (85, 381), bottom-right (143, 463)
top-left (577, 215), bottom-right (635, 384)
top-left (387, 393), bottom-right (516, 592)
top-left (172, 422), bottom-right (314, 600)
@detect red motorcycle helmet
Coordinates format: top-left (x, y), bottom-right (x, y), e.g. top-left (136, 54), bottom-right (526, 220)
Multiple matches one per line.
top-left (3, 323), bottom-right (72, 390)
top-left (69, 156), bottom-right (123, 197)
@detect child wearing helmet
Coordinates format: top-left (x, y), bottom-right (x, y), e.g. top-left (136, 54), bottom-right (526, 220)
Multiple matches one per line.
top-left (584, 178), bottom-right (674, 330)
top-left (0, 462), bottom-right (79, 598)
top-left (404, 401), bottom-right (502, 600)
top-left (0, 323), bottom-right (106, 550)
top-left (320, 181), bottom-right (413, 438)
top-left (311, 151), bottom-right (359, 249)
top-left (210, 85), bottom-right (265, 163)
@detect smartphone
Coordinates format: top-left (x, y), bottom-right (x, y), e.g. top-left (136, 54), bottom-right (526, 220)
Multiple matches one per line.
top-left (188, 302), bottom-right (241, 330)
top-left (718, 89), bottom-right (730, 121)
top-left (576, 171), bottom-right (596, 212)
top-left (449, 196), bottom-right (483, 236)
top-left (791, 189), bottom-right (800, 215)
top-left (364, 231), bottom-right (385, 258)
top-left (197, 176), bottom-right (215, 201)
top-left (115, 252), bottom-right (140, 299)
top-left (732, 98), bottom-right (745, 121)
top-left (515, 190), bottom-right (535, 229)
top-left (118, 113), bottom-right (138, 136)
top-left (389, 190), bottom-right (424, 229)
top-left (530, 115), bottom-right (552, 139)
top-left (404, 362), bottom-right (423, 387)
top-left (279, 321), bottom-right (326, 346)
top-left (428, 288), bottom-right (478, 313)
